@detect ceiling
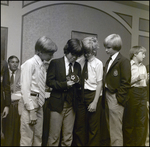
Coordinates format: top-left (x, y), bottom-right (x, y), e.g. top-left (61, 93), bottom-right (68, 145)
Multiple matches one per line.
top-left (114, 1), bottom-right (149, 11)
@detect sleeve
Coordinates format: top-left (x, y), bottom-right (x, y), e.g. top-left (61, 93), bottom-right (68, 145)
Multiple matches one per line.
top-left (116, 58), bottom-right (131, 106)
top-left (2, 60), bottom-right (11, 106)
top-left (96, 61), bottom-right (103, 82)
top-left (21, 61), bottom-right (35, 110)
top-left (130, 65), bottom-right (140, 84)
top-left (143, 65), bottom-right (148, 83)
top-left (46, 60), bottom-right (67, 90)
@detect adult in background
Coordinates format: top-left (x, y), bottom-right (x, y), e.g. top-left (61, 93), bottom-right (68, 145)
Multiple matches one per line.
top-left (3, 55), bottom-right (21, 146)
top-left (1, 57), bottom-right (11, 145)
top-left (19, 36), bottom-right (58, 146)
top-left (102, 34), bottom-right (131, 146)
top-left (46, 38), bottom-right (83, 146)
top-left (73, 36), bottom-right (103, 146)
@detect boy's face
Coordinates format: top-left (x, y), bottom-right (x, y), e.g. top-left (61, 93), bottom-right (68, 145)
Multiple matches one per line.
top-left (135, 51), bottom-right (146, 63)
top-left (105, 45), bottom-right (118, 56)
top-left (8, 58), bottom-right (19, 72)
top-left (66, 53), bottom-right (78, 63)
top-left (84, 50), bottom-right (93, 60)
top-left (40, 52), bottom-right (54, 61)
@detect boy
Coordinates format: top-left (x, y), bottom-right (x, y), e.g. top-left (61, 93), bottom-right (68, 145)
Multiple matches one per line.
top-left (123, 46), bottom-right (148, 146)
top-left (74, 36), bottom-right (103, 146)
top-left (102, 34), bottom-right (131, 146)
top-left (19, 36), bottom-right (57, 146)
top-left (46, 38), bottom-right (83, 146)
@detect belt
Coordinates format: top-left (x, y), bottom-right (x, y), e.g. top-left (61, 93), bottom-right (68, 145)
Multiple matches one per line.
top-left (105, 87), bottom-right (109, 90)
top-left (84, 89), bottom-right (96, 92)
top-left (11, 99), bottom-right (19, 104)
top-left (30, 93), bottom-right (39, 97)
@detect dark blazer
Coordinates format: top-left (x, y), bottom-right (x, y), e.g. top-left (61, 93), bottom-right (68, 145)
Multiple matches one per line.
top-left (1, 60), bottom-right (11, 112)
top-left (103, 53), bottom-right (131, 107)
top-left (46, 57), bottom-right (81, 113)
top-left (9, 68), bottom-right (21, 93)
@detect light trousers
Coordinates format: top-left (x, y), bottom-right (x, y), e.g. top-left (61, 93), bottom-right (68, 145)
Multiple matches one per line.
top-left (105, 89), bottom-right (124, 146)
top-left (20, 100), bottom-right (43, 146)
top-left (47, 102), bottom-right (75, 146)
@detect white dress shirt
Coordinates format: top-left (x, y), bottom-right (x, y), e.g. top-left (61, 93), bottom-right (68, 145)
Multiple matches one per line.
top-left (130, 60), bottom-right (147, 87)
top-left (64, 55), bottom-right (74, 76)
top-left (21, 54), bottom-right (46, 110)
top-left (77, 55), bottom-right (103, 95)
top-left (9, 69), bottom-right (16, 81)
top-left (107, 52), bottom-right (119, 72)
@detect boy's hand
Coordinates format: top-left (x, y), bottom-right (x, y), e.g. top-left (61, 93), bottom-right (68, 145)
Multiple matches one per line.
top-left (137, 74), bottom-right (146, 81)
top-left (1, 131), bottom-right (4, 140)
top-left (87, 101), bottom-right (97, 112)
top-left (29, 109), bottom-right (37, 126)
top-left (67, 80), bottom-right (75, 87)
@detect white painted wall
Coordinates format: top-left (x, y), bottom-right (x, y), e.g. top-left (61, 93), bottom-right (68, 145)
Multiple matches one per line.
top-left (1, 1), bottom-right (149, 65)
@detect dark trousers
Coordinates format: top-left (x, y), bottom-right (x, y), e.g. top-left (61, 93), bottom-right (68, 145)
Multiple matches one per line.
top-left (3, 100), bottom-right (20, 146)
top-left (73, 90), bottom-right (101, 146)
top-left (123, 87), bottom-right (147, 146)
top-left (42, 98), bottom-right (51, 146)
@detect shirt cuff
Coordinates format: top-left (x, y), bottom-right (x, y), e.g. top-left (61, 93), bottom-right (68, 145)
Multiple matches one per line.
top-left (25, 100), bottom-right (34, 111)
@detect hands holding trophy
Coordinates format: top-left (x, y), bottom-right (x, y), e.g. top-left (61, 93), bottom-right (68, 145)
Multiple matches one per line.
top-left (66, 72), bottom-right (80, 83)
top-left (66, 72), bottom-right (80, 89)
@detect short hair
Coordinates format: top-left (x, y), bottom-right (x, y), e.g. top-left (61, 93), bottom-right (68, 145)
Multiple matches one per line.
top-left (82, 36), bottom-right (99, 55)
top-left (129, 46), bottom-right (147, 60)
top-left (103, 34), bottom-right (122, 51)
top-left (35, 36), bottom-right (58, 54)
top-left (63, 38), bottom-right (83, 57)
top-left (8, 55), bottom-right (19, 63)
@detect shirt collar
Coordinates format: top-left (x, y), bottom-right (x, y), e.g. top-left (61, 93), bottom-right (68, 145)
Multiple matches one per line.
top-left (9, 68), bottom-right (16, 74)
top-left (64, 55), bottom-right (74, 66)
top-left (111, 52), bottom-right (119, 61)
top-left (88, 55), bottom-right (95, 62)
top-left (130, 59), bottom-right (143, 66)
top-left (34, 54), bottom-right (43, 67)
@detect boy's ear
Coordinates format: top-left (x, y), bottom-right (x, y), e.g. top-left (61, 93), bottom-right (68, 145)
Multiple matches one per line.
top-left (36, 50), bottom-right (42, 55)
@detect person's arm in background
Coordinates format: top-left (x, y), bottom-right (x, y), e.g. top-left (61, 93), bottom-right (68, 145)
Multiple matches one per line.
top-left (2, 60), bottom-right (11, 118)
top-left (1, 60), bottom-right (11, 140)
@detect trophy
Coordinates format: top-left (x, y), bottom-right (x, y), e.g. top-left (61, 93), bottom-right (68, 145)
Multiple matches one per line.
top-left (66, 72), bottom-right (80, 83)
